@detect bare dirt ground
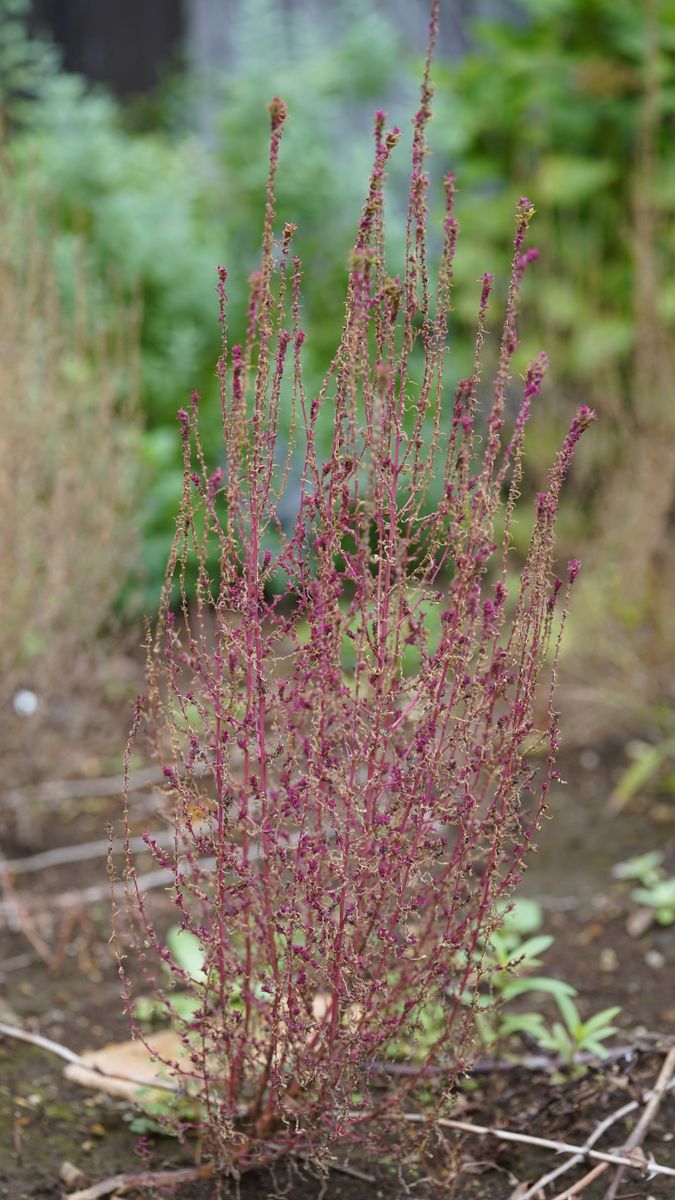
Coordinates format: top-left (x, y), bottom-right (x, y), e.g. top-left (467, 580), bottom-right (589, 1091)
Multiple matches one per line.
top-left (1, 694), bottom-right (673, 1199)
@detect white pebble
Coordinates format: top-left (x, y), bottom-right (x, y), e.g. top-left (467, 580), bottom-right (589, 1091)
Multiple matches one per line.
top-left (644, 949), bottom-right (665, 970)
top-left (12, 689), bottom-right (39, 717)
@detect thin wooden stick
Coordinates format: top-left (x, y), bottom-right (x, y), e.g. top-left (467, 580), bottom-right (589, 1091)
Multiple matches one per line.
top-left (3, 765), bottom-right (163, 809)
top-left (64, 1153), bottom-right (373, 1199)
top-left (4, 832), bottom-right (173, 875)
top-left (0, 859), bottom-right (53, 963)
top-left (0, 864), bottom-right (212, 922)
top-left (319, 1160), bottom-right (375, 1183)
top-left (1, 831), bottom-right (290, 917)
top-left (520, 1067), bottom-right (675, 1197)
top-left (550, 1160), bottom-right (608, 1198)
top-left (0, 1021), bottom-right (178, 1093)
top-left (378, 1041), bottom-right (648, 1079)
top-left (0, 951), bottom-right (36, 974)
top-left (400, 1113), bottom-right (675, 1178)
top-left (602, 1044), bottom-right (675, 1200)
top-left (625, 1046), bottom-right (675, 1148)
top-left (66, 1164), bottom-right (215, 1200)
top-left (514, 1096), bottom-right (640, 1200)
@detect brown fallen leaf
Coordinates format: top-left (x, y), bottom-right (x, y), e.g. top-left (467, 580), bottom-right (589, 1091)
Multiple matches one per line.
top-left (63, 1029), bottom-right (183, 1100)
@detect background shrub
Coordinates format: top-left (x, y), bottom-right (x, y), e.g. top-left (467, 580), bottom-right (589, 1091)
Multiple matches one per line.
top-left (0, 200), bottom-right (138, 766)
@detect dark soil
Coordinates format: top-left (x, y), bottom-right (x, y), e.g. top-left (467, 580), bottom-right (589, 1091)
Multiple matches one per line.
top-left (1, 724), bottom-right (674, 1199)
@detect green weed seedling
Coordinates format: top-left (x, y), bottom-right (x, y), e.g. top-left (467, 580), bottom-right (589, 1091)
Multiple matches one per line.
top-left (134, 926), bottom-right (205, 1023)
top-left (125, 1086), bottom-right (204, 1138)
top-left (474, 899), bottom-right (576, 1052)
top-left (609, 740), bottom-right (675, 813)
top-left (632, 879), bottom-right (675, 925)
top-left (614, 851), bottom-right (675, 925)
top-left (470, 900), bottom-right (621, 1077)
top-left (129, 926), bottom-right (210, 1135)
top-left (533, 993), bottom-right (621, 1080)
top-left (629, 878), bottom-right (672, 921)
top-left (612, 850), bottom-right (665, 888)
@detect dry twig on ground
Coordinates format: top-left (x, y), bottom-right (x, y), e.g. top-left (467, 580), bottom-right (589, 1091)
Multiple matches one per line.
top-left (0, 1021), bottom-right (179, 1094)
top-left (401, 1111), bottom-right (675, 1181)
top-left (602, 1045), bottom-right (675, 1200)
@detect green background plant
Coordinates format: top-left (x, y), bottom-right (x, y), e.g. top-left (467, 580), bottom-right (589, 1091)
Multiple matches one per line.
top-left (3, 0), bottom-right (673, 626)
top-left (614, 850), bottom-right (675, 924)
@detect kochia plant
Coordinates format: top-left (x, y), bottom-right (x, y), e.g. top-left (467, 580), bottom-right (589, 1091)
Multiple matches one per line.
top-left (116, 2), bottom-right (594, 1175)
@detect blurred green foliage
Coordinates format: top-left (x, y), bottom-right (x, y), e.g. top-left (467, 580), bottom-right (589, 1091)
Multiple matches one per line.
top-left (1, 0), bottom-right (672, 604)
top-left (0, 0), bottom-right (58, 129)
top-left (2, 0), bottom-right (404, 601)
top-left (8, 78), bottom-right (219, 587)
top-left (432, 0), bottom-right (675, 459)
top-left (211, 0), bottom-right (405, 367)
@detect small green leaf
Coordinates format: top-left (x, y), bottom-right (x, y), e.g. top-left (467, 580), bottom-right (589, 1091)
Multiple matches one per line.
top-left (501, 976), bottom-right (576, 1002)
top-left (554, 992), bottom-right (581, 1036)
top-left (166, 926), bottom-right (206, 982)
top-left (169, 992), bottom-right (202, 1020)
top-left (535, 1021), bottom-right (571, 1059)
top-left (613, 850), bottom-right (664, 884)
top-left (610, 742), bottom-right (675, 811)
top-left (134, 995), bottom-right (161, 1023)
top-left (498, 1012), bottom-right (549, 1039)
top-left (632, 875), bottom-right (675, 925)
top-left (497, 898), bottom-right (544, 937)
top-left (580, 1007), bottom-right (621, 1037)
top-left (489, 931), bottom-right (509, 965)
top-left (510, 934), bottom-right (554, 964)
top-left (581, 1035), bottom-right (615, 1058)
